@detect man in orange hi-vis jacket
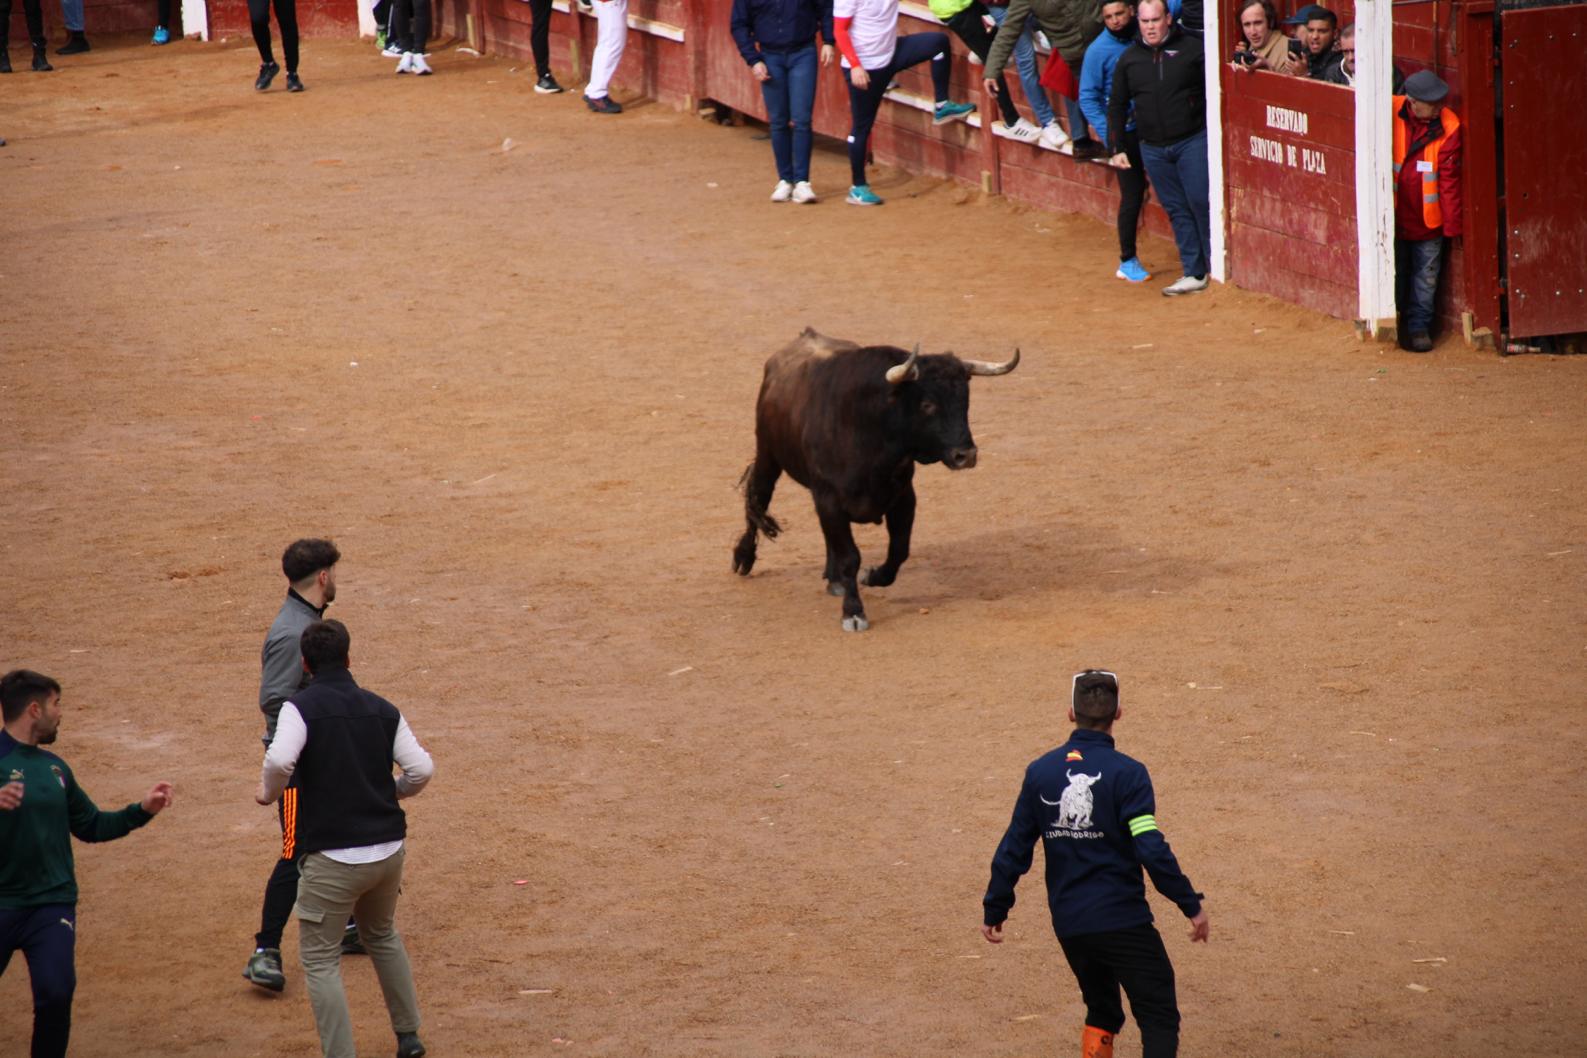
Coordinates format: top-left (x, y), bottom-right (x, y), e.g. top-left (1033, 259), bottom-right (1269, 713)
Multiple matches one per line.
top-left (1393, 69), bottom-right (1463, 353)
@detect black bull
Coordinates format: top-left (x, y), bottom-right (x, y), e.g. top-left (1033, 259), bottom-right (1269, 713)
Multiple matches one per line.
top-left (732, 328), bottom-right (1019, 631)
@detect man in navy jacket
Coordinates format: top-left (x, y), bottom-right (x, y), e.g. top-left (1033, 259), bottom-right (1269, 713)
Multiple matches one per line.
top-left (982, 670), bottom-right (1208, 1058)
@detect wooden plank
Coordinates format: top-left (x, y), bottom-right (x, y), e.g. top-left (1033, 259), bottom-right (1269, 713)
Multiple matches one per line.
top-left (1230, 187), bottom-right (1357, 246)
top-left (1233, 223), bottom-right (1357, 285)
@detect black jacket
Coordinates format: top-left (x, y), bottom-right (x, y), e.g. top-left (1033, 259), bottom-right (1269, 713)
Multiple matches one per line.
top-left (290, 667), bottom-right (406, 856)
top-left (1107, 25), bottom-right (1205, 151)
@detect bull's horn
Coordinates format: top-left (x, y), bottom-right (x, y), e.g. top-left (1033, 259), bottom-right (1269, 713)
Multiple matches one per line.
top-left (885, 343), bottom-right (921, 385)
top-left (963, 348), bottom-right (1021, 376)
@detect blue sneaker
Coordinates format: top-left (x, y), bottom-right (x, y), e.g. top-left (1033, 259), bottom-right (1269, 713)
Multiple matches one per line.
top-left (152, 25), bottom-right (171, 44)
top-left (932, 100), bottom-right (975, 126)
top-left (846, 184), bottom-right (883, 206)
top-left (1115, 257), bottom-right (1150, 283)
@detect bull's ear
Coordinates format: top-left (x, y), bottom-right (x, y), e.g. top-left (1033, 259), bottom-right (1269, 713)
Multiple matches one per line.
top-left (885, 343), bottom-right (921, 385)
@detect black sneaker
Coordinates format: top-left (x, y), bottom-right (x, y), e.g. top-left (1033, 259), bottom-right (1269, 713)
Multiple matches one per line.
top-left (396, 1032), bottom-right (427, 1058)
top-left (243, 948), bottom-right (286, 992)
top-left (584, 94), bottom-right (622, 114)
top-left (286, 72), bottom-right (304, 92)
top-left (1406, 331), bottom-right (1433, 353)
top-left (32, 45), bottom-right (53, 71)
top-left (56, 32), bottom-right (89, 54)
top-left (340, 923), bottom-right (365, 955)
top-left (534, 72), bottom-right (564, 94)
top-left (1070, 137), bottom-right (1106, 161)
top-left (255, 60), bottom-right (280, 90)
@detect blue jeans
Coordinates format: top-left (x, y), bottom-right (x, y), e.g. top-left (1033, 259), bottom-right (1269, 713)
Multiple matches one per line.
top-left (1395, 237), bottom-right (1443, 336)
top-left (1141, 129), bottom-right (1211, 278)
top-left (986, 5), bottom-right (1055, 127)
top-left (760, 44), bottom-right (818, 184)
top-left (0, 904), bottom-right (77, 1058)
top-left (60, 0), bottom-right (82, 30)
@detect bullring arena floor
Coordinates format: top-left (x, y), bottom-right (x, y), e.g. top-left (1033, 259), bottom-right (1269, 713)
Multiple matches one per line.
top-left (4, 34), bottom-right (1586, 1058)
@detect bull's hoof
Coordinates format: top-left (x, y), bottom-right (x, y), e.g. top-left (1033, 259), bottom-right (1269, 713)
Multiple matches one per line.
top-left (860, 566), bottom-right (896, 588)
top-left (841, 614), bottom-right (870, 632)
top-left (732, 544), bottom-right (756, 576)
top-left (826, 580), bottom-right (845, 597)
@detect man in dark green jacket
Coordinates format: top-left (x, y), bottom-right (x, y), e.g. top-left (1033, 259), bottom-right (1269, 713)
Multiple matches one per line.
top-left (0, 669), bottom-right (174, 1058)
top-left (983, 0), bottom-right (1106, 155)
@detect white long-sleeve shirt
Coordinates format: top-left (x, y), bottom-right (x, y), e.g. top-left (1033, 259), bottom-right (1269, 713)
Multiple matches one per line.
top-left (260, 702), bottom-right (434, 863)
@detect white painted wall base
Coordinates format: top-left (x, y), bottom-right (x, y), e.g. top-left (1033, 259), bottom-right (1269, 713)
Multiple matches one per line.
top-left (182, 0), bottom-right (208, 40)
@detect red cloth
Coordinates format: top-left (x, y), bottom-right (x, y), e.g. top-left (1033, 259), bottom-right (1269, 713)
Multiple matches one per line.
top-left (1395, 108), bottom-right (1464, 240)
top-left (1040, 49), bottom-right (1080, 100)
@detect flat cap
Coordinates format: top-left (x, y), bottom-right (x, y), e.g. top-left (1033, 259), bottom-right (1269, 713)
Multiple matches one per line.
top-left (1282, 4), bottom-right (1329, 24)
top-left (1404, 69), bottom-right (1450, 103)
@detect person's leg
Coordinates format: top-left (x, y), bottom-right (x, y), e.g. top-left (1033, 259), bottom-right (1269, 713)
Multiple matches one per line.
top-left (155, 0), bottom-right (171, 30)
top-left (274, 0), bottom-right (299, 73)
top-left (1059, 932), bottom-right (1128, 1040)
top-left (1106, 925), bottom-right (1181, 1058)
top-left (412, 0), bottom-right (429, 54)
top-left (295, 853), bottom-right (364, 1058)
top-left (352, 849), bottom-right (422, 1038)
top-left (17, 905), bottom-right (77, 1058)
top-left (846, 70), bottom-right (888, 187)
top-left (1009, 15), bottom-right (1056, 126)
top-left (59, 0), bottom-right (81, 32)
top-left (1117, 129), bottom-right (1148, 263)
top-left (1173, 129), bottom-right (1211, 277)
top-left (529, 0), bottom-right (551, 76)
top-left (785, 43), bottom-right (817, 184)
top-left (945, 6), bottom-right (1018, 125)
top-left (761, 49), bottom-right (795, 184)
top-left (1067, 96), bottom-right (1093, 141)
top-left (885, 31), bottom-right (952, 102)
top-left (1140, 142), bottom-right (1196, 276)
top-left (585, 0), bottom-right (627, 99)
top-left (248, 0), bottom-right (275, 65)
top-left (1405, 237), bottom-right (1443, 339)
top-left (255, 855), bottom-right (300, 950)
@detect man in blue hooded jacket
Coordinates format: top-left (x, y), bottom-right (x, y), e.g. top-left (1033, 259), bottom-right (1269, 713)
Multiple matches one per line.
top-left (982, 669), bottom-right (1209, 1058)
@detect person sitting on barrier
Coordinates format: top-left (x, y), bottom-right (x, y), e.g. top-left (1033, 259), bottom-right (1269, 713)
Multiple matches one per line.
top-left (1282, 3), bottom-right (1341, 79)
top-left (983, 0), bottom-right (1108, 159)
top-left (986, 2), bottom-right (1066, 149)
top-left (1229, 0), bottom-right (1294, 75)
top-left (834, 0), bottom-right (977, 206)
top-left (733, 0), bottom-right (836, 204)
top-left (1393, 70), bottom-right (1461, 353)
top-left (1323, 22), bottom-right (1404, 91)
top-left (934, 0), bottom-right (1038, 143)
top-left (1080, 0), bottom-right (1153, 284)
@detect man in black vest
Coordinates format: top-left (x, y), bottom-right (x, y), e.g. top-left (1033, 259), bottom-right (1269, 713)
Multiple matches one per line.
top-left (256, 619), bottom-right (434, 1058)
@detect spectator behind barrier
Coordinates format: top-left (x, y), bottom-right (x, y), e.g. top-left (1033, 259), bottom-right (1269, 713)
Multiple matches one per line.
top-left (1230, 0), bottom-right (1296, 75)
top-left (935, 0), bottom-right (1037, 142)
top-left (1324, 23), bottom-right (1405, 92)
top-left (985, 3), bottom-right (1068, 149)
top-left (1283, 3), bottom-right (1341, 79)
top-left (983, 0), bottom-right (1110, 159)
top-left (1079, 0), bottom-right (1155, 284)
top-left (1393, 70), bottom-right (1462, 352)
top-left (731, 0), bottom-right (837, 204)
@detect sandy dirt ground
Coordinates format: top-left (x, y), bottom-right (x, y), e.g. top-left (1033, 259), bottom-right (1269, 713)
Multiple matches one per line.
top-left (4, 34), bottom-right (1586, 1058)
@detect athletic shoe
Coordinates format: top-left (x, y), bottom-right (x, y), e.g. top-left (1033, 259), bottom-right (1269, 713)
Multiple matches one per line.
top-left (533, 72), bottom-right (564, 93)
top-left (56, 32), bottom-right (89, 55)
top-left (1115, 257), bottom-right (1150, 283)
top-left (585, 94), bottom-right (622, 114)
top-left (791, 180), bottom-right (817, 204)
top-left (152, 26), bottom-right (171, 44)
top-left (1071, 137), bottom-right (1107, 161)
top-left (1161, 274), bottom-right (1208, 297)
top-left (32, 45), bottom-right (53, 71)
top-left (846, 184), bottom-right (883, 206)
top-left (341, 924), bottom-right (366, 955)
top-left (1003, 117), bottom-right (1041, 143)
top-left (286, 72), bottom-right (304, 92)
top-left (1039, 122), bottom-right (1070, 151)
top-left (770, 180), bottom-right (794, 203)
top-left (255, 60), bottom-right (280, 90)
top-left (1406, 331), bottom-right (1433, 352)
top-left (932, 100), bottom-right (975, 126)
top-left (396, 51), bottom-right (413, 73)
top-left (410, 53), bottom-right (432, 75)
top-left (382, 42), bottom-right (404, 57)
top-left (243, 948), bottom-right (286, 992)
top-left (396, 1032), bottom-right (427, 1058)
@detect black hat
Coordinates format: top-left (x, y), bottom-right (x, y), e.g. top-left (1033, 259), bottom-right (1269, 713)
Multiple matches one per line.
top-left (1403, 69), bottom-right (1450, 103)
top-left (1282, 4), bottom-right (1328, 24)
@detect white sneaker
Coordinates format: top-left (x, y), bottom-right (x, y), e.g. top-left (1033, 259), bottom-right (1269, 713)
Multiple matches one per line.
top-left (1006, 117), bottom-right (1041, 143)
top-left (770, 180), bottom-right (794, 203)
top-left (1039, 122), bottom-right (1071, 151)
top-left (410, 53), bottom-right (432, 75)
top-left (1162, 274), bottom-right (1209, 297)
top-left (790, 181), bottom-right (817, 204)
top-left (395, 51), bottom-right (413, 74)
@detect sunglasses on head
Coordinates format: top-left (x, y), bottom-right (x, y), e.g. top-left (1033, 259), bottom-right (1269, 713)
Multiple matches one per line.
top-left (1071, 670), bottom-right (1119, 695)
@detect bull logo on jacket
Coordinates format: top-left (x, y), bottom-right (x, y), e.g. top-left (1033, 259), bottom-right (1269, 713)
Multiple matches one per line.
top-left (1042, 769), bottom-right (1104, 831)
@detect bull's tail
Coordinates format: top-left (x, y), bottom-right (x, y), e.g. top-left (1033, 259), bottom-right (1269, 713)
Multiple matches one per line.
top-left (734, 460), bottom-right (782, 576)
